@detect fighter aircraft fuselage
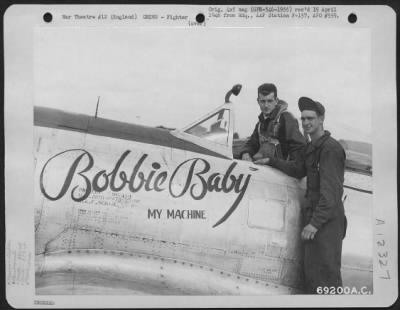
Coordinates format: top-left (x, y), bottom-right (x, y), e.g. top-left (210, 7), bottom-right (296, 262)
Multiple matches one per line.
top-left (34, 104), bottom-right (372, 295)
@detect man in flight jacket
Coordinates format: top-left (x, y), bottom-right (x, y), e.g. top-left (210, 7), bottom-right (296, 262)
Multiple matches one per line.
top-left (240, 83), bottom-right (306, 161)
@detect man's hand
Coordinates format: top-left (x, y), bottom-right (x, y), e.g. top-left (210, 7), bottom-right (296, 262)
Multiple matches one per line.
top-left (241, 153), bottom-right (253, 162)
top-left (253, 152), bottom-right (263, 160)
top-left (301, 224), bottom-right (318, 240)
top-left (254, 158), bottom-right (270, 165)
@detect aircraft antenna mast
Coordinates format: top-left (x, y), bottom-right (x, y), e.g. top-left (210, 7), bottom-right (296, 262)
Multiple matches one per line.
top-left (95, 96), bottom-right (100, 118)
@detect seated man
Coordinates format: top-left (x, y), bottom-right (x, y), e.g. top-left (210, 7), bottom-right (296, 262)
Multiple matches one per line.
top-left (240, 83), bottom-right (306, 161)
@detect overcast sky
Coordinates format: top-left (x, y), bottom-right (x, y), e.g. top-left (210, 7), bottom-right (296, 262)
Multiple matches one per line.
top-left (34, 26), bottom-right (371, 142)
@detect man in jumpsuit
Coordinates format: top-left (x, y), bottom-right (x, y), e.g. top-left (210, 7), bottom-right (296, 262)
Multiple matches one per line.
top-left (240, 83), bottom-right (306, 161)
top-left (255, 96), bottom-right (347, 294)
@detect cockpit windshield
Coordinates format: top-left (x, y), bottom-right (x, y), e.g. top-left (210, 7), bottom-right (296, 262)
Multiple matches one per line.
top-left (184, 108), bottom-right (231, 145)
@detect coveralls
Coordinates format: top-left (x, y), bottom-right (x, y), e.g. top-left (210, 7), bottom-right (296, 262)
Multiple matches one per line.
top-left (270, 131), bottom-right (347, 294)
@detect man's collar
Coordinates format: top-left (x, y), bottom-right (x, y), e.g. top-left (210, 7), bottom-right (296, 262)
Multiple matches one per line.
top-left (258, 113), bottom-right (271, 121)
top-left (306, 131), bottom-right (331, 152)
top-left (258, 104), bottom-right (281, 122)
top-left (313, 130), bottom-right (331, 148)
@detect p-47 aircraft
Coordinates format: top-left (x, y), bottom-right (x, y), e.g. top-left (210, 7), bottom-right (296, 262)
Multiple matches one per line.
top-left (34, 85), bottom-right (372, 295)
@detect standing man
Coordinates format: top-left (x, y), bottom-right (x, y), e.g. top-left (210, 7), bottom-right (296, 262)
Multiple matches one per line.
top-left (240, 83), bottom-right (306, 161)
top-left (255, 97), bottom-right (347, 294)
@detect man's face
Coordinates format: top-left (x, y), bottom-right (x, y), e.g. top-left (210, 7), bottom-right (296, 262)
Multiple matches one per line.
top-left (257, 92), bottom-right (278, 115)
top-left (301, 110), bottom-right (324, 135)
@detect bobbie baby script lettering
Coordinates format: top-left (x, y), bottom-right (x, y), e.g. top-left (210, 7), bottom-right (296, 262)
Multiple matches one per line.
top-left (39, 149), bottom-right (252, 227)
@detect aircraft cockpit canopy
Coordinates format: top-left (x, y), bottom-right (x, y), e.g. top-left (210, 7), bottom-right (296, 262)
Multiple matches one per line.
top-left (171, 103), bottom-right (235, 159)
top-left (184, 108), bottom-right (231, 145)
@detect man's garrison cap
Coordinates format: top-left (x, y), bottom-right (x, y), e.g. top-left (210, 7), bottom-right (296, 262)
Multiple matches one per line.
top-left (298, 97), bottom-right (325, 116)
